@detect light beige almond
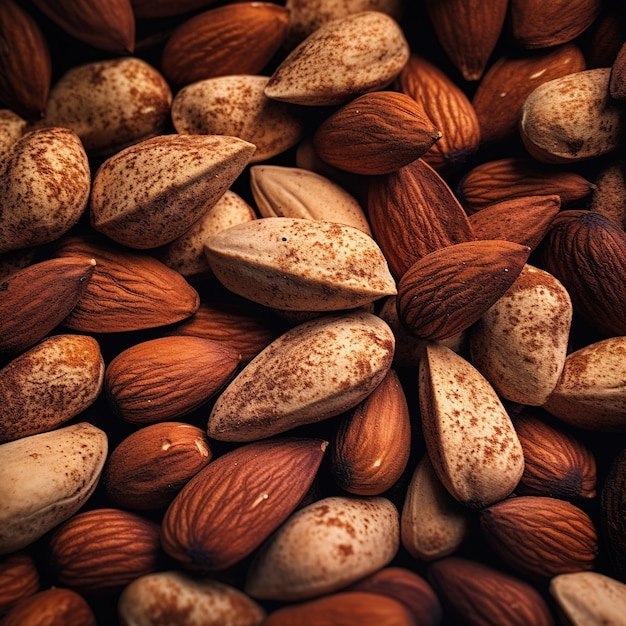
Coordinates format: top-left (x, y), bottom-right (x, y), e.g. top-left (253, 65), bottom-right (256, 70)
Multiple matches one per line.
top-left (207, 310), bottom-right (394, 442)
top-left (0, 110), bottom-right (26, 155)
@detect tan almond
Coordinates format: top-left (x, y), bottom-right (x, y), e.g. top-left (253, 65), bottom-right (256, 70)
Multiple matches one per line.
top-left (610, 41), bottom-right (626, 99)
top-left (589, 158), bottom-right (626, 230)
top-left (0, 109), bottom-right (26, 154)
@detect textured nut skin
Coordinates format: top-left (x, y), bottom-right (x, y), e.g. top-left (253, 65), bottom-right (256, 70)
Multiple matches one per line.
top-left (0, 553), bottom-right (40, 616)
top-left (0, 422), bottom-right (107, 555)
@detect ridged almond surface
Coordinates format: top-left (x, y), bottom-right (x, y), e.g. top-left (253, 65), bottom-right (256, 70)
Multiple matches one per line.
top-left (161, 2), bottom-right (289, 88)
top-left (161, 438), bottom-right (326, 570)
top-left (250, 166), bottom-right (371, 235)
top-left (419, 343), bottom-right (524, 508)
top-left (395, 53), bottom-right (480, 171)
top-left (0, 256), bottom-right (96, 357)
top-left (264, 11), bottom-right (410, 106)
top-left (332, 368), bottom-right (411, 495)
top-left (428, 557), bottom-right (555, 626)
top-left (312, 90), bottom-right (441, 175)
top-left (49, 508), bottom-right (161, 594)
top-left (245, 496), bottom-right (399, 601)
top-left (105, 336), bottom-right (240, 425)
top-left (55, 237), bottom-right (200, 333)
top-left (0, 553), bottom-right (39, 616)
top-left (207, 311), bottom-right (394, 442)
top-left (204, 217), bottom-right (396, 312)
top-left (0, 334), bottom-right (104, 443)
top-left (397, 240), bottom-right (531, 340)
top-left (480, 496), bottom-right (598, 578)
top-left (543, 336), bottom-right (626, 433)
top-left (0, 422), bottom-right (107, 555)
top-left (0, 127), bottom-right (91, 253)
top-left (0, 0), bottom-right (51, 119)
top-left (368, 157), bottom-right (475, 279)
top-left (469, 264), bottom-right (572, 406)
top-left (90, 134), bottom-right (255, 249)
top-left (1, 588), bottom-right (96, 626)
top-left (118, 572), bottom-right (266, 626)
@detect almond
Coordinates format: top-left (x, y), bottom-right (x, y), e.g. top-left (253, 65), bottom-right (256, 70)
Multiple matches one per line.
top-left (0, 126), bottom-right (91, 253)
top-left (312, 90), bottom-right (441, 175)
top-left (0, 256), bottom-right (96, 357)
top-left (161, 438), bottom-right (327, 571)
top-left (131, 0), bottom-right (221, 19)
top-left (480, 495), bottom-right (598, 578)
top-left (610, 41), bottom-right (626, 99)
top-left (423, 0), bottom-right (508, 81)
top-left (428, 557), bottom-right (555, 626)
top-left (161, 2), bottom-right (289, 88)
top-left (118, 571), bottom-right (266, 626)
top-left (0, 334), bottom-right (104, 443)
top-left (331, 368), bottom-right (411, 495)
top-left (367, 157), bottom-right (475, 280)
top-left (0, 422), bottom-right (107, 555)
top-left (245, 496), bottom-right (399, 601)
top-left (55, 236), bottom-right (200, 333)
top-left (0, 0), bottom-right (51, 120)
top-left (419, 342), bottom-right (525, 508)
top-left (204, 217), bottom-right (396, 312)
top-left (104, 422), bottom-right (212, 510)
top-left (397, 240), bottom-right (531, 340)
top-left (0, 553), bottom-right (39, 616)
top-left (105, 336), bottom-right (240, 424)
top-left (264, 11), bottom-right (410, 106)
top-left (601, 449), bottom-right (626, 582)
top-left (207, 311), bottom-right (394, 442)
top-left (589, 158), bottom-right (626, 230)
top-left (49, 508), bottom-right (162, 594)
top-left (0, 109), bottom-right (26, 153)
top-left (31, 0), bottom-right (135, 54)
top-left (395, 53), bottom-right (480, 171)
top-left (90, 134), bottom-right (255, 249)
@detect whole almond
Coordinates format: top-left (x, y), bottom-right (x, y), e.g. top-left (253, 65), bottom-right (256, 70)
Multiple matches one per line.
top-left (0, 553), bottom-right (39, 616)
top-left (312, 90), bottom-right (441, 175)
top-left (264, 11), bottom-right (410, 106)
top-left (204, 217), bottom-right (396, 312)
top-left (105, 336), bottom-right (240, 425)
top-left (90, 134), bottom-right (255, 249)
top-left (419, 342), bottom-right (525, 508)
top-left (207, 311), bottom-right (394, 442)
top-left (0, 334), bottom-right (104, 443)
top-left (0, 126), bottom-right (90, 253)
top-left (161, 438), bottom-right (327, 571)
top-left (1, 588), bottom-right (96, 626)
top-left (0, 422), bottom-right (107, 555)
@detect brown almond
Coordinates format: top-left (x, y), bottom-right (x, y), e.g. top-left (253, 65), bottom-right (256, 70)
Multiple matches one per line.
top-left (0, 553), bottom-right (39, 616)
top-left (610, 42), bottom-right (626, 99)
top-left (601, 449), bottom-right (626, 581)
top-left (1, 588), bottom-right (96, 626)
top-left (589, 158), bottom-right (626, 231)
top-left (131, 0), bottom-right (220, 19)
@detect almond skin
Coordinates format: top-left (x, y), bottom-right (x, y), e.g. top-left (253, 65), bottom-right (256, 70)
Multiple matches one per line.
top-left (0, 553), bottom-right (40, 616)
top-left (397, 240), bottom-right (531, 340)
top-left (161, 438), bottom-right (327, 571)
top-left (1, 588), bottom-right (96, 626)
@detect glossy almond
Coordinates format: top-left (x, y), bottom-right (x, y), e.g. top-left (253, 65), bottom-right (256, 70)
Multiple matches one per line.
top-left (312, 90), bottom-right (441, 175)
top-left (0, 334), bottom-right (104, 443)
top-left (161, 438), bottom-right (326, 570)
top-left (397, 240), bottom-right (531, 340)
top-left (207, 311), bottom-right (394, 442)
top-left (162, 2), bottom-right (289, 88)
top-left (0, 553), bottom-right (39, 616)
top-left (0, 0), bottom-right (51, 119)
top-left (419, 343), bottom-right (525, 508)
top-left (264, 11), bottom-right (410, 106)
top-left (1, 588), bottom-right (96, 626)
top-left (480, 496), bottom-right (598, 578)
top-left (90, 134), bottom-right (255, 249)
top-left (0, 256), bottom-right (95, 357)
top-left (204, 217), bottom-right (396, 312)
top-left (55, 237), bottom-right (200, 333)
top-left (368, 157), bottom-right (475, 279)
top-left (49, 508), bottom-right (161, 594)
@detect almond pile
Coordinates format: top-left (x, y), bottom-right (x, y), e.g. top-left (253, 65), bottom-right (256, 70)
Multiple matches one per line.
top-left (1, 0), bottom-right (626, 624)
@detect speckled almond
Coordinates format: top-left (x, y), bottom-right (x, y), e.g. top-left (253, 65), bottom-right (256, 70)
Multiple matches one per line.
top-left (469, 264), bottom-right (572, 406)
top-left (264, 11), bottom-right (410, 106)
top-left (118, 572), bottom-right (266, 626)
top-left (250, 165), bottom-right (371, 235)
top-left (204, 217), bottom-right (395, 311)
top-left (245, 496), bottom-right (399, 601)
top-left (90, 134), bottom-right (255, 249)
top-left (0, 422), bottom-right (107, 555)
top-left (419, 342), bottom-right (524, 508)
top-left (0, 110), bottom-right (26, 154)
top-left (172, 75), bottom-right (304, 163)
top-left (0, 334), bottom-right (104, 443)
top-left (39, 57), bottom-right (172, 158)
top-left (0, 127), bottom-right (90, 253)
top-left (208, 310), bottom-right (394, 441)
